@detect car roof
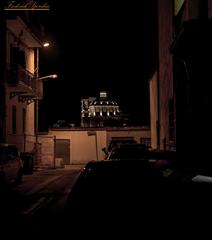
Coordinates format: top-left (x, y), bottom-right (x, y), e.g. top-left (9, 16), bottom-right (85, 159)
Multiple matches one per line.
top-left (108, 144), bottom-right (151, 159)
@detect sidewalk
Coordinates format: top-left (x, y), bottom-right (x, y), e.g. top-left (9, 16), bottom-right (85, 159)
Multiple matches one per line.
top-left (14, 164), bottom-right (84, 194)
top-left (33, 164), bottom-right (85, 172)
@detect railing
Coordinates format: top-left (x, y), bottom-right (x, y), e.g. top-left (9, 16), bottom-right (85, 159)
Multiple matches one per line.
top-left (7, 65), bottom-right (43, 99)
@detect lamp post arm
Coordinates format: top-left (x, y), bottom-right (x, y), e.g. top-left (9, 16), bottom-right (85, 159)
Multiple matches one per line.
top-left (39, 74), bottom-right (58, 80)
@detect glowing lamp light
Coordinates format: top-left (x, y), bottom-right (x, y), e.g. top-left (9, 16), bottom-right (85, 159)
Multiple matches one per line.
top-left (52, 74), bottom-right (57, 78)
top-left (43, 42), bottom-right (50, 47)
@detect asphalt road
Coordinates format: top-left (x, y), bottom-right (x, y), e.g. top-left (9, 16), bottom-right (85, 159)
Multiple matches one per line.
top-left (0, 166), bottom-right (84, 238)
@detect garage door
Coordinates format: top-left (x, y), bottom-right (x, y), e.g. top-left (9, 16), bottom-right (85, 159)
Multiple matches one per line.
top-left (55, 139), bottom-right (70, 165)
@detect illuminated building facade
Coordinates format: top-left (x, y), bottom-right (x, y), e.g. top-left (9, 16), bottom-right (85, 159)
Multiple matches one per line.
top-left (81, 91), bottom-right (121, 127)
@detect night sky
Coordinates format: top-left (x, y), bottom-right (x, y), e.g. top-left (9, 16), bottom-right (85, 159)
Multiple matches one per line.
top-left (35, 1), bottom-right (157, 129)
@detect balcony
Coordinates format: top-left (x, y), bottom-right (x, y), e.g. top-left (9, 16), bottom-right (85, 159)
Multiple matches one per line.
top-left (7, 65), bottom-right (43, 102)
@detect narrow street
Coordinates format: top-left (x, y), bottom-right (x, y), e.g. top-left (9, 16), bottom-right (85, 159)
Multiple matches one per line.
top-left (0, 166), bottom-right (84, 238)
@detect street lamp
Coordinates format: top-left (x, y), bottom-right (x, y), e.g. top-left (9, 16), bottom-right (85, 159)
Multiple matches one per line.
top-left (35, 73), bottom-right (58, 131)
top-left (39, 74), bottom-right (58, 81)
top-left (43, 42), bottom-right (50, 48)
top-left (34, 73), bottom-right (58, 165)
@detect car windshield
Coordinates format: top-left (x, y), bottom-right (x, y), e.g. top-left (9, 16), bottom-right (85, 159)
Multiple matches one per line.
top-left (109, 146), bottom-right (149, 160)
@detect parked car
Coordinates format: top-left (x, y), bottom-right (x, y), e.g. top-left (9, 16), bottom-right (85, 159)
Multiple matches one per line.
top-left (102, 139), bottom-right (137, 159)
top-left (0, 144), bottom-right (23, 186)
top-left (64, 158), bottom-right (212, 238)
top-left (106, 143), bottom-right (150, 160)
top-left (64, 159), bottom-right (166, 234)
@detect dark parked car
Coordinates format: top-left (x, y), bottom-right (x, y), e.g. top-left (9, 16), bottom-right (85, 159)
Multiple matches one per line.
top-left (102, 139), bottom-right (137, 159)
top-left (0, 144), bottom-right (23, 186)
top-left (106, 143), bottom-right (151, 160)
top-left (64, 158), bottom-right (212, 237)
top-left (64, 160), bottom-right (180, 235)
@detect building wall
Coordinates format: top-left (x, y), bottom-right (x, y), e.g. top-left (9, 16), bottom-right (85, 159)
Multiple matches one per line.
top-left (156, 0), bottom-right (212, 152)
top-left (5, 90), bottom-right (35, 152)
top-left (158, 0), bottom-right (174, 150)
top-left (186, 0), bottom-right (200, 20)
top-left (5, 18), bottom-right (38, 153)
top-left (182, 0), bottom-right (212, 21)
top-left (38, 134), bottom-right (54, 167)
top-left (49, 129), bottom-right (107, 164)
top-left (149, 71), bottom-right (158, 149)
top-left (37, 127), bottom-right (150, 166)
top-left (208, 1), bottom-right (212, 17)
top-left (5, 91), bottom-right (36, 150)
top-left (25, 103), bottom-right (35, 136)
top-left (25, 48), bottom-right (35, 73)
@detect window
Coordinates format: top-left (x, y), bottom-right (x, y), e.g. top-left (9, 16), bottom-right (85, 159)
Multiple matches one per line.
top-left (12, 105), bottom-right (16, 134)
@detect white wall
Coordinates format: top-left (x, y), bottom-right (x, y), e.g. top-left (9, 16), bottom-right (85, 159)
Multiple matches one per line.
top-left (38, 134), bottom-right (54, 167)
top-left (49, 129), bottom-right (107, 164)
top-left (25, 48), bottom-right (34, 73)
top-left (37, 127), bottom-right (151, 166)
top-left (25, 103), bottom-right (35, 136)
top-left (5, 89), bottom-right (36, 152)
top-left (5, 19), bottom-right (37, 153)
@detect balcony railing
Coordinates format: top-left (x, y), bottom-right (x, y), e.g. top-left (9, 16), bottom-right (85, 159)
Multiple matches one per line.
top-left (7, 65), bottom-right (43, 99)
